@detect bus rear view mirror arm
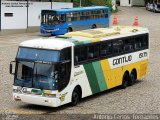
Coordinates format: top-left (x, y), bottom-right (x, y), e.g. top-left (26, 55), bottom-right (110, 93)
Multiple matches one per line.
top-left (9, 61), bottom-right (16, 75)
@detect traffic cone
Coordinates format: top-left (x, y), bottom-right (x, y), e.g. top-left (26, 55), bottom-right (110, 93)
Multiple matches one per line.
top-left (133, 17), bottom-right (139, 26)
top-left (113, 16), bottom-right (118, 25)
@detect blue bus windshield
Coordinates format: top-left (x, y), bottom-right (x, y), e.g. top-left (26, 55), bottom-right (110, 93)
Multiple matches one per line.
top-left (41, 11), bottom-right (66, 25)
top-left (17, 47), bottom-right (60, 62)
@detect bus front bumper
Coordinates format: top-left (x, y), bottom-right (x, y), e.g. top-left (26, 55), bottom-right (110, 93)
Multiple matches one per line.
top-left (13, 93), bottom-right (61, 107)
top-left (40, 28), bottom-right (67, 35)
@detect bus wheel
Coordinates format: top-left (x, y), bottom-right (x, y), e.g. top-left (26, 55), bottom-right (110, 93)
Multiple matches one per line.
top-left (71, 88), bottom-right (81, 106)
top-left (91, 24), bottom-right (97, 29)
top-left (121, 72), bottom-right (129, 89)
top-left (129, 70), bottom-right (137, 86)
top-left (68, 27), bottom-right (73, 32)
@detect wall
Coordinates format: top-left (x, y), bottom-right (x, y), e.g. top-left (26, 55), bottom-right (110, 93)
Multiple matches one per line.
top-left (120, 0), bottom-right (132, 6)
top-left (131, 0), bottom-right (145, 6)
top-left (1, 1), bottom-right (73, 32)
top-left (1, 1), bottom-right (28, 29)
top-left (120, 0), bottom-right (145, 6)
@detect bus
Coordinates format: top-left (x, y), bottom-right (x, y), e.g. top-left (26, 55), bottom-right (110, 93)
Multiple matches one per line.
top-left (10, 26), bottom-right (149, 107)
top-left (40, 6), bottom-right (110, 35)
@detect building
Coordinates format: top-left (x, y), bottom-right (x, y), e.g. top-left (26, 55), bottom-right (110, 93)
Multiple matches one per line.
top-left (119, 0), bottom-right (145, 6)
top-left (0, 0), bottom-right (73, 35)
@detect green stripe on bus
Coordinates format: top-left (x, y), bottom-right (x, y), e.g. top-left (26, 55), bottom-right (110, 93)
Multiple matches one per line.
top-left (83, 40), bottom-right (91, 44)
top-left (92, 61), bottom-right (107, 91)
top-left (72, 39), bottom-right (92, 45)
top-left (72, 41), bottom-right (84, 45)
top-left (84, 63), bottom-right (100, 94)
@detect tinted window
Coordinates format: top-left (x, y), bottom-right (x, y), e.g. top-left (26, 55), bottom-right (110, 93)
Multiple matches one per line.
top-left (87, 45), bottom-right (100, 59)
top-left (17, 48), bottom-right (60, 62)
top-left (113, 40), bottom-right (124, 54)
top-left (142, 34), bottom-right (149, 48)
top-left (123, 38), bottom-right (134, 52)
top-left (101, 41), bottom-right (112, 57)
top-left (74, 46), bottom-right (87, 64)
top-left (61, 47), bottom-right (71, 61)
top-left (134, 36), bottom-right (144, 50)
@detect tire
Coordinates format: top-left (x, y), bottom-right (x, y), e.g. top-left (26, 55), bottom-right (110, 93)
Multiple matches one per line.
top-left (68, 27), bottom-right (73, 32)
top-left (91, 24), bottom-right (97, 29)
top-left (71, 88), bottom-right (80, 106)
top-left (128, 70), bottom-right (136, 86)
top-left (121, 72), bottom-right (129, 89)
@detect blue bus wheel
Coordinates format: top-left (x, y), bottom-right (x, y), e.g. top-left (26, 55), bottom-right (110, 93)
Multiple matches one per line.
top-left (91, 24), bottom-right (97, 29)
top-left (68, 27), bottom-right (73, 32)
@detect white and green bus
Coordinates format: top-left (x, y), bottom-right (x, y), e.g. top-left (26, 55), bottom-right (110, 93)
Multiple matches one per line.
top-left (10, 26), bottom-right (149, 107)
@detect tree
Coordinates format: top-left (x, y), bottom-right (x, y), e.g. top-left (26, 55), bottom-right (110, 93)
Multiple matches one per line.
top-left (106, 0), bottom-right (113, 11)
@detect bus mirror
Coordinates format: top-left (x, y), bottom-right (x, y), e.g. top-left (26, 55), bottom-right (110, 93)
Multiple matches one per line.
top-left (9, 61), bottom-right (15, 75)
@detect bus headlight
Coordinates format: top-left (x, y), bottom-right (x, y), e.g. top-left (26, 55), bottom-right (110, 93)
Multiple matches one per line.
top-left (42, 93), bottom-right (56, 98)
top-left (13, 89), bottom-right (18, 93)
top-left (14, 95), bottom-right (21, 101)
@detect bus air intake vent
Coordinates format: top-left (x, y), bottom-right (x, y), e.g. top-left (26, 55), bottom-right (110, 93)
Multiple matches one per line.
top-left (56, 35), bottom-right (72, 39)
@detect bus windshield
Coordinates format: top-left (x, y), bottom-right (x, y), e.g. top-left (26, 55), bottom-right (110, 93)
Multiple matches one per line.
top-left (14, 61), bottom-right (58, 90)
top-left (17, 47), bottom-right (60, 62)
top-left (14, 47), bottom-right (71, 90)
top-left (41, 12), bottom-right (66, 25)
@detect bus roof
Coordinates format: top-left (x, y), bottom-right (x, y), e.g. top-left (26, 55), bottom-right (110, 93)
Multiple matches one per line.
top-left (20, 37), bottom-right (74, 50)
top-left (65, 26), bottom-right (149, 45)
top-left (42, 6), bottom-right (109, 13)
top-left (66, 26), bottom-right (148, 38)
top-left (20, 26), bottom-right (149, 50)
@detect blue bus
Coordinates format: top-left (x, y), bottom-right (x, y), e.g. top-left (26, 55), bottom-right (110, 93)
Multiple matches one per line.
top-left (40, 6), bottom-right (110, 35)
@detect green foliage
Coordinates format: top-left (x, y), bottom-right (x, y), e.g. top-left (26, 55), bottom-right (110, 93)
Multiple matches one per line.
top-left (53, 0), bottom-right (107, 7)
top-left (106, 0), bottom-right (113, 11)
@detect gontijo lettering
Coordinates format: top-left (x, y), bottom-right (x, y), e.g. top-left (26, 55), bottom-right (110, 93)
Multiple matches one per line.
top-left (113, 55), bottom-right (132, 66)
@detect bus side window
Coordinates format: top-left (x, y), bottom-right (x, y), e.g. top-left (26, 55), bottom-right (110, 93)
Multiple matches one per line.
top-left (59, 14), bottom-right (66, 23)
top-left (100, 41), bottom-right (112, 57)
top-left (80, 11), bottom-right (86, 20)
top-left (100, 10), bottom-right (106, 18)
top-left (67, 13), bottom-right (72, 22)
top-left (89, 11), bottom-right (93, 19)
top-left (113, 39), bottom-right (124, 54)
top-left (142, 34), bottom-right (149, 49)
top-left (74, 46), bottom-right (87, 65)
top-left (60, 47), bottom-right (71, 61)
top-left (135, 36), bottom-right (143, 50)
top-left (123, 38), bottom-right (134, 52)
top-left (87, 45), bottom-right (99, 59)
top-left (104, 10), bottom-right (108, 18)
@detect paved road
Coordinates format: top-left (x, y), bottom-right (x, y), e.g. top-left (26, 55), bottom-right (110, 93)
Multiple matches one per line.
top-left (0, 7), bottom-right (160, 119)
